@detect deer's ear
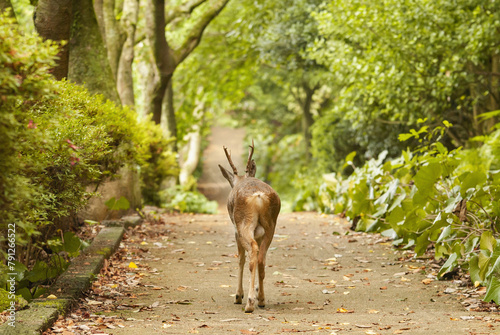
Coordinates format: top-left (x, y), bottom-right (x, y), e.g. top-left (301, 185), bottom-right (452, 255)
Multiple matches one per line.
top-left (219, 164), bottom-right (234, 188)
top-left (245, 159), bottom-right (257, 177)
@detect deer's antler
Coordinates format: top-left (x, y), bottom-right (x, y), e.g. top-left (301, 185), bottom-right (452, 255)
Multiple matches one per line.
top-left (245, 139), bottom-right (256, 177)
top-left (223, 146), bottom-right (238, 175)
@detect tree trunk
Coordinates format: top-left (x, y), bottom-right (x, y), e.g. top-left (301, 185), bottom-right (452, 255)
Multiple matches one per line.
top-left (116, 0), bottom-right (139, 106)
top-left (68, 0), bottom-right (119, 103)
top-left (162, 80), bottom-right (178, 148)
top-left (302, 83), bottom-right (316, 160)
top-left (487, 53), bottom-right (500, 131)
top-left (34, 0), bottom-right (73, 80)
top-left (142, 0), bottom-right (230, 153)
top-left (144, 0), bottom-right (176, 125)
top-left (0, 0), bottom-right (14, 18)
top-left (179, 130), bottom-right (202, 186)
top-left (179, 93), bottom-right (205, 186)
top-left (467, 62), bottom-right (486, 137)
top-left (94, 0), bottom-right (138, 106)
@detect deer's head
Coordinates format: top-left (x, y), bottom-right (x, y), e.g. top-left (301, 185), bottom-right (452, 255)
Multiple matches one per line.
top-left (218, 140), bottom-right (257, 188)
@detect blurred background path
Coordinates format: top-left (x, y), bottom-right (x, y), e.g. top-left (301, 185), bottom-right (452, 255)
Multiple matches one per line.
top-left (197, 126), bottom-right (246, 213)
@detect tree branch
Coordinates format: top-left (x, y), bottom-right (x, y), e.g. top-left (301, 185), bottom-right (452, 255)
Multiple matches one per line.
top-left (173, 0), bottom-right (230, 65)
top-left (165, 0), bottom-right (207, 25)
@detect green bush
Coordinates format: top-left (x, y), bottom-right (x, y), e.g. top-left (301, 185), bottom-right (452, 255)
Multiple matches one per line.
top-left (160, 186), bottom-right (218, 214)
top-left (0, 12), bottom-right (176, 308)
top-left (322, 120), bottom-right (500, 303)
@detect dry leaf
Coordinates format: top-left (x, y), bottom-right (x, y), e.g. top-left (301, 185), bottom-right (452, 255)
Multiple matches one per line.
top-left (128, 262), bottom-right (138, 269)
top-left (421, 278), bottom-right (433, 285)
top-left (337, 307), bottom-right (354, 313)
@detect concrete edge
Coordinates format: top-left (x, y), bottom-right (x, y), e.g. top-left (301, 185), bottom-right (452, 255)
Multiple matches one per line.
top-left (0, 214), bottom-right (143, 335)
top-left (102, 213), bottom-right (144, 229)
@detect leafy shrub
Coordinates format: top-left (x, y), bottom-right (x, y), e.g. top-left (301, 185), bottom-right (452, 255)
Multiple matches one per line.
top-left (0, 12), bottom-right (176, 309)
top-left (160, 186), bottom-right (218, 214)
top-left (322, 120), bottom-right (500, 303)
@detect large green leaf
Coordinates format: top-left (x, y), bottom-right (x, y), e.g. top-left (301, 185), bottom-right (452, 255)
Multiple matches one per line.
top-left (438, 252), bottom-right (458, 278)
top-left (459, 171), bottom-right (487, 197)
top-left (469, 255), bottom-right (481, 285)
top-left (480, 231), bottom-right (496, 253)
top-left (413, 162), bottom-right (442, 205)
top-left (105, 196), bottom-right (131, 211)
top-left (484, 276), bottom-right (500, 304)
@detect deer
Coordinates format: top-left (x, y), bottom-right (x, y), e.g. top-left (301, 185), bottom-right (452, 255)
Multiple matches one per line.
top-left (218, 141), bottom-right (281, 313)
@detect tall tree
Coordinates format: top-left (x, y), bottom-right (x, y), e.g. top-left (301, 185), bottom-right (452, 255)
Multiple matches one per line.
top-left (68, 0), bottom-right (119, 102)
top-left (33, 0), bottom-right (72, 80)
top-left (0, 0), bottom-right (14, 17)
top-left (143, 0), bottom-right (230, 148)
top-left (93, 0), bottom-right (139, 106)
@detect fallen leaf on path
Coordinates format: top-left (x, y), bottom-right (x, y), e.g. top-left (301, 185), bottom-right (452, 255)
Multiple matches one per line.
top-left (337, 307), bottom-right (354, 313)
top-left (355, 324), bottom-right (372, 328)
top-left (221, 318), bottom-right (243, 322)
top-left (128, 262), bottom-right (138, 268)
top-left (421, 278), bottom-right (433, 285)
top-left (368, 309), bottom-right (379, 314)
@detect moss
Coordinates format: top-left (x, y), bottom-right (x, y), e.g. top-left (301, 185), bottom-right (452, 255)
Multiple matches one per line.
top-left (31, 299), bottom-right (69, 312)
top-left (0, 289), bottom-right (10, 311)
top-left (0, 289), bottom-right (29, 312)
top-left (96, 247), bottom-right (111, 256)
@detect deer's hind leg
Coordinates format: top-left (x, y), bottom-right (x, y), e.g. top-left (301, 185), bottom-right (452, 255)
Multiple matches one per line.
top-left (256, 234), bottom-right (271, 307)
top-left (235, 232), bottom-right (245, 304)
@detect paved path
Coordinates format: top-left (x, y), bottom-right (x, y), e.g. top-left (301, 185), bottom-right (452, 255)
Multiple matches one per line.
top-left (47, 212), bottom-right (497, 334)
top-left (197, 126), bottom-right (245, 212)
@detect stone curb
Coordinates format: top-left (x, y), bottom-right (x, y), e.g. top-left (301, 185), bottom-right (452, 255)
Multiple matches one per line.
top-left (0, 214), bottom-right (143, 335)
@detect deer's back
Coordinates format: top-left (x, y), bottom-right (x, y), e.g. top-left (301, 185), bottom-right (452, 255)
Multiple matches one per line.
top-left (229, 177), bottom-right (281, 222)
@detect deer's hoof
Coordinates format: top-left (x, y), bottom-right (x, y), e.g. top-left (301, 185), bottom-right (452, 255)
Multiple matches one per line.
top-left (244, 299), bottom-right (255, 313)
top-left (234, 294), bottom-right (243, 304)
top-left (258, 300), bottom-right (265, 308)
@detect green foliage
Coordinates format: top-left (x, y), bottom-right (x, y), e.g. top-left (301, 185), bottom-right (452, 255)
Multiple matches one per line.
top-left (308, 0), bottom-right (500, 169)
top-left (160, 186), bottom-right (218, 214)
top-left (323, 122), bottom-right (500, 303)
top-left (0, 231), bottom-right (88, 307)
top-left (105, 196), bottom-right (131, 212)
top-left (0, 13), bottom-right (176, 306)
